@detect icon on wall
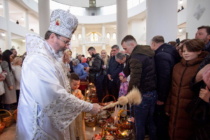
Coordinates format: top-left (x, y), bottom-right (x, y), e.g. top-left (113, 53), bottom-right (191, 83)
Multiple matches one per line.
top-left (193, 4), bottom-right (205, 20)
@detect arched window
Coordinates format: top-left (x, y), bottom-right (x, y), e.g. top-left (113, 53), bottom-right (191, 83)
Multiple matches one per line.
top-left (106, 33), bottom-right (110, 39)
top-left (112, 33), bottom-right (116, 40)
top-left (78, 34), bottom-right (82, 39)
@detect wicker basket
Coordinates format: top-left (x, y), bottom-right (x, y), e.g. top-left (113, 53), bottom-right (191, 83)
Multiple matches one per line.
top-left (13, 109), bottom-right (17, 122)
top-left (85, 113), bottom-right (97, 127)
top-left (0, 109), bottom-right (14, 127)
top-left (101, 95), bottom-right (116, 105)
top-left (0, 121), bottom-right (6, 134)
top-left (115, 134), bottom-right (133, 140)
top-left (117, 110), bottom-right (133, 130)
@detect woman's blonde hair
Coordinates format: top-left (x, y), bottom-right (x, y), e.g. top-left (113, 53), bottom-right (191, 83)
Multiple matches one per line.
top-left (101, 50), bottom-right (109, 65)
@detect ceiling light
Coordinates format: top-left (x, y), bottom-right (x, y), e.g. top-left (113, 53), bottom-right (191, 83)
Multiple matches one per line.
top-left (0, 5), bottom-right (3, 9)
top-left (179, 0), bottom-right (183, 4)
top-left (1, 33), bottom-right (6, 36)
top-left (178, 28), bottom-right (183, 32)
top-left (22, 40), bottom-right (25, 42)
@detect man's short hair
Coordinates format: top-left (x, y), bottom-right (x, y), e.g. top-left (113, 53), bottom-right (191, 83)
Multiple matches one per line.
top-left (87, 46), bottom-right (95, 51)
top-left (70, 73), bottom-right (80, 81)
top-left (72, 59), bottom-right (80, 65)
top-left (121, 35), bottom-right (137, 45)
top-left (111, 45), bottom-right (119, 50)
top-left (45, 31), bottom-right (60, 40)
top-left (197, 25), bottom-right (210, 35)
top-left (152, 35), bottom-right (165, 43)
top-left (10, 48), bottom-right (16, 51)
top-left (115, 52), bottom-right (126, 60)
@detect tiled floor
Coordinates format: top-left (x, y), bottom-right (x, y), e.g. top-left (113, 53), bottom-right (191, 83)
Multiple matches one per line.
top-left (0, 124), bottom-right (16, 140)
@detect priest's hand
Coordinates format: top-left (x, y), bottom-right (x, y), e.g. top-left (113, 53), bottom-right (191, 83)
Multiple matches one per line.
top-left (89, 103), bottom-right (102, 115)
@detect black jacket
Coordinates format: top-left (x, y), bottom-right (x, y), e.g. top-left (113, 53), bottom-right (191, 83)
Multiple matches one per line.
top-left (89, 53), bottom-right (103, 75)
top-left (155, 43), bottom-right (180, 102)
top-left (107, 56), bottom-right (123, 81)
top-left (125, 45), bottom-right (156, 93)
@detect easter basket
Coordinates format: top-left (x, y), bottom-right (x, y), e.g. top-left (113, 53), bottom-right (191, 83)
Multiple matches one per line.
top-left (13, 109), bottom-right (17, 122)
top-left (85, 113), bottom-right (97, 127)
top-left (100, 95), bottom-right (116, 106)
top-left (0, 121), bottom-right (5, 134)
top-left (117, 110), bottom-right (133, 130)
top-left (0, 109), bottom-right (14, 127)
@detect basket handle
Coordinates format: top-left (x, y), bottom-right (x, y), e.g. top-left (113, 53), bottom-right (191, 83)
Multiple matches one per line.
top-left (102, 94), bottom-right (116, 103)
top-left (0, 109), bottom-right (13, 118)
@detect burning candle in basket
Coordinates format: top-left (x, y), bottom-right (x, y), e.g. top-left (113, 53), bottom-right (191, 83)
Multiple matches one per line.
top-left (93, 127), bottom-right (96, 134)
top-left (121, 130), bottom-right (129, 136)
top-left (114, 116), bottom-right (117, 124)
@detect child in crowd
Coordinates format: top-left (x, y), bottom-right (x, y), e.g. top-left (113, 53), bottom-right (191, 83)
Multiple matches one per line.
top-left (166, 39), bottom-right (208, 140)
top-left (118, 72), bottom-right (129, 98)
top-left (69, 73), bottom-right (86, 140)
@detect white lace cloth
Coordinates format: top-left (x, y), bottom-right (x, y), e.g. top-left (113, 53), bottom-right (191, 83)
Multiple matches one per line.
top-left (17, 34), bottom-right (92, 140)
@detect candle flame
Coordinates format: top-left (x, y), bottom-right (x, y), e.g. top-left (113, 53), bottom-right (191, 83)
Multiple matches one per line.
top-left (93, 127), bottom-right (96, 132)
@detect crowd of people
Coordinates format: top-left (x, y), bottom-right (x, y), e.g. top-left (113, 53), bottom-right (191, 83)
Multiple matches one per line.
top-left (0, 8), bottom-right (210, 140)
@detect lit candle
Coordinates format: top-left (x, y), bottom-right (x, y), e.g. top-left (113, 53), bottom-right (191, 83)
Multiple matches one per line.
top-left (121, 130), bottom-right (128, 136)
top-left (114, 116), bottom-right (117, 124)
top-left (93, 127), bottom-right (96, 133)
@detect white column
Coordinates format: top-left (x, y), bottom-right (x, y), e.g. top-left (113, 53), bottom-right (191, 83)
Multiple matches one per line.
top-left (38, 0), bottom-right (50, 38)
top-left (116, 0), bottom-right (128, 48)
top-left (3, 0), bottom-right (12, 49)
top-left (25, 10), bottom-right (29, 30)
top-left (102, 25), bottom-right (106, 50)
top-left (72, 47), bottom-right (77, 58)
top-left (146, 0), bottom-right (177, 44)
top-left (81, 25), bottom-right (86, 56)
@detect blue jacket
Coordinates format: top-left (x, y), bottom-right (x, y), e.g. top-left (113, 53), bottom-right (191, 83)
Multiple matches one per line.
top-left (81, 63), bottom-right (89, 68)
top-left (107, 56), bottom-right (123, 81)
top-left (73, 64), bottom-right (88, 80)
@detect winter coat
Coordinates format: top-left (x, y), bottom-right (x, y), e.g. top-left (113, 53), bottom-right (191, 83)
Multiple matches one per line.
top-left (89, 53), bottom-right (103, 83)
top-left (204, 41), bottom-right (210, 52)
top-left (1, 61), bottom-right (16, 104)
top-left (107, 56), bottom-right (123, 81)
top-left (89, 53), bottom-right (103, 75)
top-left (0, 66), bottom-right (5, 95)
top-left (126, 45), bottom-right (156, 93)
top-left (155, 43), bottom-right (180, 102)
top-left (166, 51), bottom-right (208, 140)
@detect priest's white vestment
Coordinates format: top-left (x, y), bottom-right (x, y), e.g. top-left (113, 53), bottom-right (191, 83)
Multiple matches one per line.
top-left (17, 34), bottom-right (92, 140)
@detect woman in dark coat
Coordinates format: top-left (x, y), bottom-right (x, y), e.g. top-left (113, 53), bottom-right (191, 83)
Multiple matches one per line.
top-left (166, 39), bottom-right (208, 140)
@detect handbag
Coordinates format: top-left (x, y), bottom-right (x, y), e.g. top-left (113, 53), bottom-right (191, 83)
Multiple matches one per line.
top-left (186, 97), bottom-right (210, 124)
